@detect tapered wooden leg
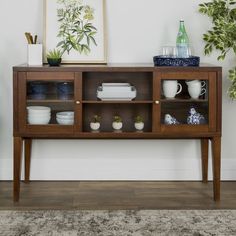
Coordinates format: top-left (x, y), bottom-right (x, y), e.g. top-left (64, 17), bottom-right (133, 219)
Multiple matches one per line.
top-left (211, 137), bottom-right (221, 201)
top-left (24, 139), bottom-right (32, 183)
top-left (14, 137), bottom-right (23, 202)
top-left (201, 138), bottom-right (209, 183)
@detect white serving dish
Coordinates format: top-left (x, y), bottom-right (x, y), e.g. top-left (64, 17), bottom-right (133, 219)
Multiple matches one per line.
top-left (102, 83), bottom-right (130, 87)
top-left (56, 117), bottom-right (74, 125)
top-left (101, 83), bottom-right (133, 92)
top-left (97, 86), bottom-right (137, 101)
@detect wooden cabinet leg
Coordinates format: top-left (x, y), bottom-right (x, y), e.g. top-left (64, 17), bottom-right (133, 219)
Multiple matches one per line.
top-left (24, 139), bottom-right (32, 183)
top-left (201, 138), bottom-right (209, 183)
top-left (211, 137), bottom-right (221, 201)
top-left (13, 137), bottom-right (23, 202)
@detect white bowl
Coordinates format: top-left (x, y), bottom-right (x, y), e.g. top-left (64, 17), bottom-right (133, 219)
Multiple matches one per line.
top-left (27, 106), bottom-right (51, 113)
top-left (28, 113), bottom-right (51, 117)
top-left (56, 111), bottom-right (74, 118)
top-left (28, 116), bottom-right (51, 125)
top-left (28, 113), bottom-right (51, 116)
top-left (56, 117), bottom-right (74, 125)
top-left (28, 114), bottom-right (51, 118)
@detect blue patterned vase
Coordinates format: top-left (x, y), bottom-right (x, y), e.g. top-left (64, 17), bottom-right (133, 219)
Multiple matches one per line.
top-left (187, 107), bottom-right (206, 125)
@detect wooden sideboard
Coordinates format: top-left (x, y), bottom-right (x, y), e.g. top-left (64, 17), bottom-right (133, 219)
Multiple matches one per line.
top-left (13, 64), bottom-right (222, 202)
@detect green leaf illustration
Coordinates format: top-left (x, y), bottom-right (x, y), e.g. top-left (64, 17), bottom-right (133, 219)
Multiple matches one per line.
top-left (56, 0), bottom-right (98, 56)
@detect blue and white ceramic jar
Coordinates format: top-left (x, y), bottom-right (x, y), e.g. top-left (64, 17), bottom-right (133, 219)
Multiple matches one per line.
top-left (164, 114), bottom-right (181, 125)
top-left (57, 82), bottom-right (74, 100)
top-left (30, 82), bottom-right (47, 100)
top-left (187, 107), bottom-right (206, 125)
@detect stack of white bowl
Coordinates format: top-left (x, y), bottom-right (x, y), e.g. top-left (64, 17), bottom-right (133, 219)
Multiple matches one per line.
top-left (56, 111), bottom-right (74, 125)
top-left (27, 106), bottom-right (51, 125)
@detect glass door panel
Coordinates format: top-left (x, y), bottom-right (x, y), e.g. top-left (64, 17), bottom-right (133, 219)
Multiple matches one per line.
top-left (161, 102), bottom-right (208, 125)
top-left (27, 81), bottom-right (74, 101)
top-left (26, 81), bottom-right (75, 126)
top-left (156, 72), bottom-right (216, 133)
top-left (161, 79), bottom-right (209, 101)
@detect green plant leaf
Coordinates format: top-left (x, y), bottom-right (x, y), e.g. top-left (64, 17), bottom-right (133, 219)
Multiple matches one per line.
top-left (90, 36), bottom-right (97, 46)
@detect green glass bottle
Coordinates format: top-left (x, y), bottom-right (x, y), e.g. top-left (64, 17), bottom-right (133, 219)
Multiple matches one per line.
top-left (176, 20), bottom-right (190, 58)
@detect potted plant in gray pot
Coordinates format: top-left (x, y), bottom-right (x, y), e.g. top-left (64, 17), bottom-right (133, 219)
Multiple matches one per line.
top-left (112, 115), bottom-right (123, 131)
top-left (134, 115), bottom-right (144, 131)
top-left (199, 0), bottom-right (236, 98)
top-left (90, 115), bottom-right (101, 131)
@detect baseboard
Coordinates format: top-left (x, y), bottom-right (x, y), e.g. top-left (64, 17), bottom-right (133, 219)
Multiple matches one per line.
top-left (1, 158), bottom-right (236, 181)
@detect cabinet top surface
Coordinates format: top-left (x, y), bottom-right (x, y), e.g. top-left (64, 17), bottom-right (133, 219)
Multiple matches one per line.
top-left (13, 63), bottom-right (222, 72)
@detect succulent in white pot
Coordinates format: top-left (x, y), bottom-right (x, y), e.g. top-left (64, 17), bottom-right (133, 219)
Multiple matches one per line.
top-left (134, 115), bottom-right (144, 131)
top-left (90, 115), bottom-right (101, 131)
top-left (112, 115), bottom-right (123, 130)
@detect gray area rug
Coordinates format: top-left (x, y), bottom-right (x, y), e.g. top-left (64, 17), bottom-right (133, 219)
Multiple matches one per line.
top-left (0, 210), bottom-right (236, 236)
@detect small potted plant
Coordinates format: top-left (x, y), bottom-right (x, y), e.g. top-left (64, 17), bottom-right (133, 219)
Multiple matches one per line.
top-left (46, 49), bottom-right (63, 66)
top-left (134, 115), bottom-right (144, 131)
top-left (90, 115), bottom-right (101, 131)
top-left (112, 115), bottom-right (123, 131)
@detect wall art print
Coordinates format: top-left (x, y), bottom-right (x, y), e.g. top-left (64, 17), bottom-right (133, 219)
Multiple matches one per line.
top-left (44, 0), bottom-right (106, 63)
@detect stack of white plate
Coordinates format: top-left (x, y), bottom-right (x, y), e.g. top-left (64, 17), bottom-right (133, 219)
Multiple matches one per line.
top-left (27, 106), bottom-right (51, 125)
top-left (56, 111), bottom-right (74, 125)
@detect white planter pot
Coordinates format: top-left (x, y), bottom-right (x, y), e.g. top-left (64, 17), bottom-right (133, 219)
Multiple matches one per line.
top-left (135, 122), bottom-right (144, 131)
top-left (112, 122), bottom-right (123, 130)
top-left (90, 122), bottom-right (100, 131)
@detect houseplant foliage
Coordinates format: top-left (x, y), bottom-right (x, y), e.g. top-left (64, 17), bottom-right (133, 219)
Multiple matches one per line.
top-left (57, 0), bottom-right (97, 55)
top-left (199, 0), bottom-right (236, 99)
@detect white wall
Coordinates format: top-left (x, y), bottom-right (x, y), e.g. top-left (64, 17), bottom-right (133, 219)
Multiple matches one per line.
top-left (0, 0), bottom-right (235, 180)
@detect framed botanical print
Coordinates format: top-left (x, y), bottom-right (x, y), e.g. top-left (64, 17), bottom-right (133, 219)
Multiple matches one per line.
top-left (44, 0), bottom-right (106, 63)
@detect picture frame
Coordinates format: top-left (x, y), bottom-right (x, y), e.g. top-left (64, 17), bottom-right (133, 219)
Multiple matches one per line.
top-left (43, 0), bottom-right (107, 64)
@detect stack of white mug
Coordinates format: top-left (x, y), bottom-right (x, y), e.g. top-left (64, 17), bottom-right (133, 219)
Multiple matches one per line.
top-left (163, 80), bottom-right (206, 99)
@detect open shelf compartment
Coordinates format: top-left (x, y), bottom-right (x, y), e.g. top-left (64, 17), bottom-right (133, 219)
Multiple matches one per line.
top-left (83, 103), bottom-right (152, 132)
top-left (82, 72), bottom-right (153, 101)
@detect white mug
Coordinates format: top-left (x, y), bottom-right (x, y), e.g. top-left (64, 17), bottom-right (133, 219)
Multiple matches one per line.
top-left (186, 80), bottom-right (206, 99)
top-left (186, 80), bottom-right (206, 87)
top-left (163, 80), bottom-right (182, 99)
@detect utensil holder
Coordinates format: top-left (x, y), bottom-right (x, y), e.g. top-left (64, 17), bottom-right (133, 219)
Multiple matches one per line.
top-left (28, 44), bottom-right (43, 66)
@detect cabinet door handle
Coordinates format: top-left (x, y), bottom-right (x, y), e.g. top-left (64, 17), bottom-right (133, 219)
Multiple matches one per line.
top-left (155, 101), bottom-right (159, 104)
top-left (76, 101), bottom-right (81, 104)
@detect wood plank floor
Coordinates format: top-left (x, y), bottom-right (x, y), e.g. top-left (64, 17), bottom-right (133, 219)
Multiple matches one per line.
top-left (0, 181), bottom-right (236, 210)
